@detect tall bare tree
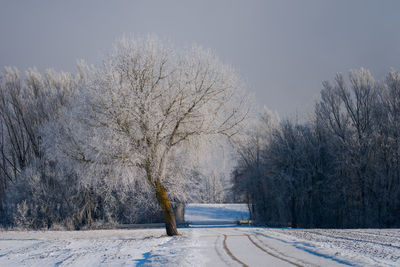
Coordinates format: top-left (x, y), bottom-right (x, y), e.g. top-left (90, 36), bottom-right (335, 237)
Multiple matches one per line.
top-left (56, 36), bottom-right (248, 235)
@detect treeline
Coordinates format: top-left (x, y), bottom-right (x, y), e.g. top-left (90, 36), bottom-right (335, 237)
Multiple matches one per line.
top-left (0, 67), bottom-right (163, 229)
top-left (0, 63), bottom-right (234, 230)
top-left (233, 69), bottom-right (400, 228)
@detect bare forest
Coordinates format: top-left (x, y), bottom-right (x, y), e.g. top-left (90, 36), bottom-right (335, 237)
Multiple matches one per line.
top-left (233, 69), bottom-right (400, 228)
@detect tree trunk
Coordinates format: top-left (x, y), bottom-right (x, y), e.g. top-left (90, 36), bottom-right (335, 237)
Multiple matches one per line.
top-left (155, 181), bottom-right (179, 236)
top-left (290, 196), bottom-right (297, 228)
top-left (174, 202), bottom-right (185, 224)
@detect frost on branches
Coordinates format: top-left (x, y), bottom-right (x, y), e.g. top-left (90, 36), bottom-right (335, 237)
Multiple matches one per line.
top-left (55, 36), bottom-right (248, 236)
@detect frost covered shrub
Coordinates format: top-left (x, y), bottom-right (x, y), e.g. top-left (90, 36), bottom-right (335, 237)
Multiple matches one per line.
top-left (13, 200), bottom-right (30, 229)
top-left (0, 66), bottom-right (79, 227)
top-left (6, 159), bottom-right (163, 229)
top-left (5, 159), bottom-right (77, 229)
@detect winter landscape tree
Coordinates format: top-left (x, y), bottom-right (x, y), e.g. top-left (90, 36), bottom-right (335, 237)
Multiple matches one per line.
top-left (54, 36), bottom-right (248, 236)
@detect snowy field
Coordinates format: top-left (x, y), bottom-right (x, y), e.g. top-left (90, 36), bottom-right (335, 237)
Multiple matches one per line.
top-left (0, 204), bottom-right (399, 266)
top-left (0, 227), bottom-right (399, 266)
top-left (184, 203), bottom-right (249, 224)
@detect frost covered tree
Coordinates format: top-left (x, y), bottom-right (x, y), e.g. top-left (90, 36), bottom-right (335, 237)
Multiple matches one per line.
top-left (231, 107), bottom-right (280, 217)
top-left (0, 67), bottom-right (76, 223)
top-left (56, 36), bottom-right (248, 236)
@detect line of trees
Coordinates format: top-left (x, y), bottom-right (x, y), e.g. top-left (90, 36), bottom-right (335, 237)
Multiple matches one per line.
top-left (233, 69), bottom-right (400, 228)
top-left (0, 36), bottom-right (247, 235)
top-left (0, 65), bottom-right (163, 230)
top-left (4, 36), bottom-right (398, 232)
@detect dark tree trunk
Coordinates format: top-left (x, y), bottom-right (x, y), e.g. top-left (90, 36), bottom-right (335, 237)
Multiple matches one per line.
top-left (291, 196), bottom-right (297, 228)
top-left (155, 181), bottom-right (179, 236)
top-left (174, 202), bottom-right (185, 224)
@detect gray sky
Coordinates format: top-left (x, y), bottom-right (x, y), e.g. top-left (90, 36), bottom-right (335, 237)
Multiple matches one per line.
top-left (1, 0), bottom-right (400, 119)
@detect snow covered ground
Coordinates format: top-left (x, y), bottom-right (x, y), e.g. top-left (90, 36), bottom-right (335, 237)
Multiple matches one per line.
top-left (1, 227), bottom-right (399, 266)
top-left (184, 203), bottom-right (249, 224)
top-left (0, 204), bottom-right (399, 266)
top-left (258, 228), bottom-right (400, 267)
top-left (0, 229), bottom-right (190, 266)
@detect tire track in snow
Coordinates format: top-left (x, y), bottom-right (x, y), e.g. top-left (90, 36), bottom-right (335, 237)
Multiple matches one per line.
top-left (227, 228), bottom-right (317, 266)
top-left (219, 228), bottom-right (300, 266)
top-left (247, 234), bottom-right (314, 267)
top-left (252, 234), bottom-right (320, 267)
top-left (247, 235), bottom-right (303, 267)
top-left (214, 235), bottom-right (231, 267)
top-left (222, 234), bottom-right (249, 267)
top-left (200, 227), bottom-right (234, 266)
top-left (255, 230), bottom-right (355, 266)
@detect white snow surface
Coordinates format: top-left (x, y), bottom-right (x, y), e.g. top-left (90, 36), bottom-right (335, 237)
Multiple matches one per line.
top-left (1, 227), bottom-right (399, 266)
top-left (184, 203), bottom-right (249, 224)
top-left (0, 205), bottom-right (399, 266)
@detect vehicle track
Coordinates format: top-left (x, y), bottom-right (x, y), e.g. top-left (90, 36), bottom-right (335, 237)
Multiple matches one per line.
top-left (230, 228), bottom-right (319, 267)
top-left (246, 234), bottom-right (303, 267)
top-left (252, 234), bottom-right (321, 267)
top-left (214, 235), bottom-right (232, 267)
top-left (222, 234), bottom-right (249, 267)
top-left (221, 232), bottom-right (307, 267)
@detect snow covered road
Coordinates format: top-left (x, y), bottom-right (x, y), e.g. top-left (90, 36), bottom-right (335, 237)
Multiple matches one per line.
top-left (187, 227), bottom-right (351, 267)
top-left (1, 227), bottom-right (398, 266)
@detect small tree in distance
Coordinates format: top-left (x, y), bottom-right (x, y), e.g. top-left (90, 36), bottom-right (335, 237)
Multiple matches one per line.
top-left (56, 36), bottom-right (248, 236)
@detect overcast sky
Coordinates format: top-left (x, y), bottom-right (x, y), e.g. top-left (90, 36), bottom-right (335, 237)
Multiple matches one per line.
top-left (1, 0), bottom-right (400, 118)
